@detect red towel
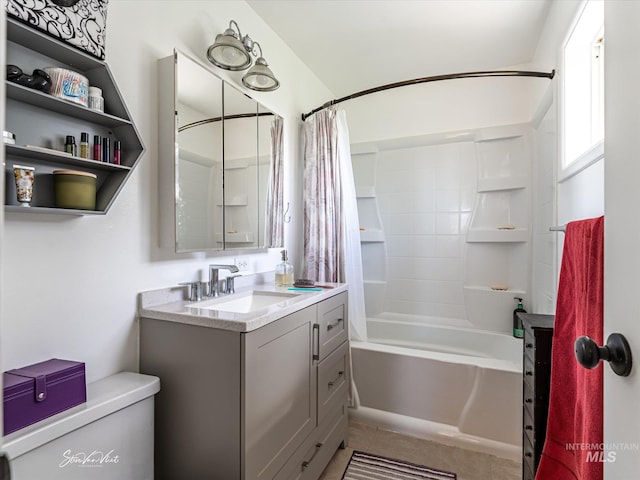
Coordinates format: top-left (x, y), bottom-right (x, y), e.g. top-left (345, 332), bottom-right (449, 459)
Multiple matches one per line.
top-left (536, 216), bottom-right (604, 480)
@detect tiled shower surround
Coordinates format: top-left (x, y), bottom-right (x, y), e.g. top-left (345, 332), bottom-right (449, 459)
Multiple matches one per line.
top-left (376, 142), bottom-right (477, 320)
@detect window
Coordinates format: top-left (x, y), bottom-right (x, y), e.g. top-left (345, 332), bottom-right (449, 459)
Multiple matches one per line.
top-left (562, 0), bottom-right (604, 172)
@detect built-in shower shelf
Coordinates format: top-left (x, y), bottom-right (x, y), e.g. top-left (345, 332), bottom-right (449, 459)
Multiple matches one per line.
top-left (356, 186), bottom-right (376, 198)
top-left (359, 229), bottom-right (385, 242)
top-left (214, 232), bottom-right (255, 243)
top-left (466, 228), bottom-right (529, 243)
top-left (464, 286), bottom-right (526, 296)
top-left (477, 176), bottom-right (527, 192)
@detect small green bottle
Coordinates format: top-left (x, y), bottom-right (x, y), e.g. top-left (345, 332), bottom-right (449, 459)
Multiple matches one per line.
top-left (513, 297), bottom-right (526, 338)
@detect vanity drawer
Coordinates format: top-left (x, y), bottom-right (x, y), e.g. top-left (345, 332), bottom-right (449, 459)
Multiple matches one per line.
top-left (317, 341), bottom-right (349, 426)
top-left (274, 402), bottom-right (348, 480)
top-left (316, 292), bottom-right (348, 361)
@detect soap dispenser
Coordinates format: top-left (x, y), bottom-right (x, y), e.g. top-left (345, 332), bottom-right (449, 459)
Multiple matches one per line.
top-left (513, 297), bottom-right (527, 338)
top-left (275, 249), bottom-right (294, 287)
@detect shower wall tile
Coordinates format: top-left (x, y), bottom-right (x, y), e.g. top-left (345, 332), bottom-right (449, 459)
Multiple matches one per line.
top-left (460, 189), bottom-right (476, 212)
top-left (388, 258), bottom-right (463, 282)
top-left (436, 189), bottom-right (460, 212)
top-left (436, 213), bottom-right (460, 234)
top-left (379, 192), bottom-right (413, 214)
top-left (412, 191), bottom-right (436, 212)
top-left (373, 142), bottom-right (477, 322)
top-left (381, 213), bottom-right (412, 234)
top-left (413, 214), bottom-right (436, 234)
top-left (387, 235), bottom-right (436, 258)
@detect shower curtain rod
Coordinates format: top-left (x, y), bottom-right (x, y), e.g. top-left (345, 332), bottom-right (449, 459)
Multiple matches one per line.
top-left (178, 111), bottom-right (274, 132)
top-left (301, 69), bottom-right (556, 121)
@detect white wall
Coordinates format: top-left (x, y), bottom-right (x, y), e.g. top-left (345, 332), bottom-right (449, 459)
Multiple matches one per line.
top-left (531, 87), bottom-right (558, 315)
top-left (0, 1), bottom-right (332, 382)
top-left (344, 75), bottom-right (545, 145)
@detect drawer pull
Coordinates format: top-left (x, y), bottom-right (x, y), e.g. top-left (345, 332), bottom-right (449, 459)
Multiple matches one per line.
top-left (525, 425), bottom-right (533, 430)
top-left (525, 370), bottom-right (533, 376)
top-left (327, 318), bottom-right (344, 331)
top-left (524, 452), bottom-right (533, 458)
top-left (312, 324), bottom-right (320, 361)
top-left (526, 343), bottom-right (534, 348)
top-left (328, 370), bottom-right (344, 388)
top-left (301, 442), bottom-right (323, 470)
top-left (525, 398), bottom-right (533, 403)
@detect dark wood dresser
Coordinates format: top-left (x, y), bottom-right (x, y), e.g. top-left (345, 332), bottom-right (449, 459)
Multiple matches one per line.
top-left (519, 313), bottom-right (554, 480)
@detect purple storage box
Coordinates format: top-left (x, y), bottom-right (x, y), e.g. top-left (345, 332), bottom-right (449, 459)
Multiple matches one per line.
top-left (3, 358), bottom-right (86, 436)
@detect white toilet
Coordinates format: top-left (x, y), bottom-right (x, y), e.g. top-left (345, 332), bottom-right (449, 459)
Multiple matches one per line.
top-left (3, 372), bottom-right (160, 480)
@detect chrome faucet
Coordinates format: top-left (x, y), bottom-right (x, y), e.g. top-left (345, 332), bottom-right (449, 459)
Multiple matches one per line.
top-left (208, 264), bottom-right (240, 297)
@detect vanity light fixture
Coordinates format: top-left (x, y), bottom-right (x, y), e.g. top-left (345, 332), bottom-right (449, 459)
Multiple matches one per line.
top-left (207, 20), bottom-right (280, 92)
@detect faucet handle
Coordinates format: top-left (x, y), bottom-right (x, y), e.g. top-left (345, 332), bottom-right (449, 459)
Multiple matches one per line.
top-left (179, 281), bottom-right (203, 302)
top-left (225, 274), bottom-right (242, 294)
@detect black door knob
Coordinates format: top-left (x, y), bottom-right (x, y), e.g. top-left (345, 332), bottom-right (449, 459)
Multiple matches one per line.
top-left (574, 333), bottom-right (632, 377)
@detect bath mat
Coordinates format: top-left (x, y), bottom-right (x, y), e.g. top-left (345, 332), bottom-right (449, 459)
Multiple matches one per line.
top-left (341, 451), bottom-right (457, 479)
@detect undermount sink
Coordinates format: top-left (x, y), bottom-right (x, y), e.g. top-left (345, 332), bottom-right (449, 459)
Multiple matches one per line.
top-left (187, 291), bottom-right (300, 314)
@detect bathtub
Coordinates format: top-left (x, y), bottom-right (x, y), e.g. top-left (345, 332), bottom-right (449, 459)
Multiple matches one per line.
top-left (350, 316), bottom-right (523, 461)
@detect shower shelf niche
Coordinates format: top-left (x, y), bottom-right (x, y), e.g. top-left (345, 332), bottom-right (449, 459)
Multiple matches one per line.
top-left (466, 228), bottom-right (529, 243)
top-left (359, 229), bottom-right (385, 243)
top-left (477, 177), bottom-right (527, 193)
top-left (356, 186), bottom-right (376, 198)
top-left (464, 125), bottom-right (532, 333)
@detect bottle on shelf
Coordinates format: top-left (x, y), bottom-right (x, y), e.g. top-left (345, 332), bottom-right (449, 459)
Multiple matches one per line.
top-left (113, 140), bottom-right (121, 165)
top-left (275, 249), bottom-right (294, 287)
top-left (513, 297), bottom-right (527, 338)
top-left (79, 132), bottom-right (90, 159)
top-left (93, 135), bottom-right (102, 161)
top-left (64, 135), bottom-right (77, 156)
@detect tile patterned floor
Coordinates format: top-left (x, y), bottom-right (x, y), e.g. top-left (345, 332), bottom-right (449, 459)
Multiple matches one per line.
top-left (319, 421), bottom-right (521, 480)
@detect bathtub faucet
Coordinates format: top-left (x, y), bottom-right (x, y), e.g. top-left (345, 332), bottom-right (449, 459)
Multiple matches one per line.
top-left (208, 264), bottom-right (240, 297)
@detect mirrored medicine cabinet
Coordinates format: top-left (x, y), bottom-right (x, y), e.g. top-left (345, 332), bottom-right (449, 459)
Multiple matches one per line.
top-left (159, 49), bottom-right (283, 253)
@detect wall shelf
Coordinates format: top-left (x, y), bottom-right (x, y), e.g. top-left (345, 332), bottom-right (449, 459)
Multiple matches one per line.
top-left (6, 144), bottom-right (131, 172)
top-left (215, 232), bottom-right (255, 243)
top-left (359, 229), bottom-right (385, 242)
top-left (477, 176), bottom-right (527, 192)
top-left (4, 17), bottom-right (144, 215)
top-left (463, 286), bottom-right (526, 296)
top-left (466, 228), bottom-right (529, 243)
top-left (356, 186), bottom-right (376, 198)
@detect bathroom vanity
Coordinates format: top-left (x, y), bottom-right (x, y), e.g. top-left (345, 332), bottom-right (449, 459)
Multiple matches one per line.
top-left (138, 283), bottom-right (349, 479)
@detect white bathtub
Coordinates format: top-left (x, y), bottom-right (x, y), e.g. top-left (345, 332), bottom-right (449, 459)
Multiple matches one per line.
top-left (350, 316), bottom-right (523, 461)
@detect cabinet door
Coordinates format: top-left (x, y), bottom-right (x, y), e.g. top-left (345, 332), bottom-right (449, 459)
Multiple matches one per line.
top-left (243, 306), bottom-right (317, 480)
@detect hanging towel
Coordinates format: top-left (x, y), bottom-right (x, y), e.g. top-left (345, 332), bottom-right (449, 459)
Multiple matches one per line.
top-left (536, 216), bottom-right (604, 480)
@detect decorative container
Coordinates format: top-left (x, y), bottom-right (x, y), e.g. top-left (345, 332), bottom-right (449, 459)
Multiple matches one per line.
top-left (3, 359), bottom-right (87, 436)
top-left (44, 67), bottom-right (89, 107)
top-left (6, 0), bottom-right (109, 60)
top-left (53, 169), bottom-right (97, 210)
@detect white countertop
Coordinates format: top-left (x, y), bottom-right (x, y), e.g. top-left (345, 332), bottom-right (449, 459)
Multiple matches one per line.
top-left (138, 281), bottom-right (348, 333)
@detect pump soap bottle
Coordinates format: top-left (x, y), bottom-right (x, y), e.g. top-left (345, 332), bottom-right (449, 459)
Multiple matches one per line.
top-left (275, 249), bottom-right (294, 287)
top-left (513, 297), bottom-right (527, 338)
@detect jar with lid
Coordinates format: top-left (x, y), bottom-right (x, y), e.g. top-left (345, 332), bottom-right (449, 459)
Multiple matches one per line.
top-left (88, 86), bottom-right (104, 112)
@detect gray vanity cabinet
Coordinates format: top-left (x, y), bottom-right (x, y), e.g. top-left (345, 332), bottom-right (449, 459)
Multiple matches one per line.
top-left (243, 307), bottom-right (317, 480)
top-left (139, 291), bottom-right (349, 480)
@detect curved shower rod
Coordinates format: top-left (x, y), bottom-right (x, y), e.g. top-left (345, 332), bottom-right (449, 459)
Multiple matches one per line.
top-left (178, 111), bottom-right (274, 132)
top-left (301, 69), bottom-right (556, 121)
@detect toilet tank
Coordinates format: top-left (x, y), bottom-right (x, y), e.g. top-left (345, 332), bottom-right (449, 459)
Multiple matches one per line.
top-left (3, 372), bottom-right (160, 480)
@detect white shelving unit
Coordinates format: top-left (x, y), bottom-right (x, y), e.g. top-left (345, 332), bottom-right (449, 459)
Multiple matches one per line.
top-left (464, 125), bottom-right (532, 333)
top-left (352, 147), bottom-right (387, 316)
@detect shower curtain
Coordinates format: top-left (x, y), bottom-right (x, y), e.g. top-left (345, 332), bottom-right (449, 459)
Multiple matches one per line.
top-left (302, 109), bottom-right (367, 342)
top-left (264, 116), bottom-right (284, 247)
